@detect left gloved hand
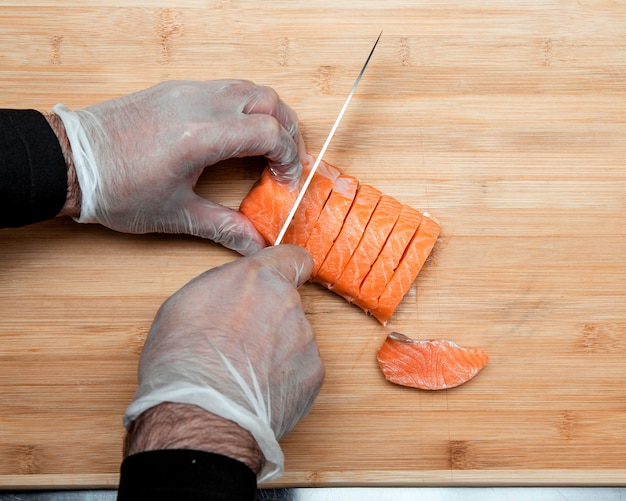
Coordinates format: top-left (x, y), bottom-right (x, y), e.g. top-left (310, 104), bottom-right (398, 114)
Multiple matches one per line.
top-left (53, 80), bottom-right (305, 255)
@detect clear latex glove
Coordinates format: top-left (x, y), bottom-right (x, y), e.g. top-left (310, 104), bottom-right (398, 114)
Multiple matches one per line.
top-left (123, 244), bottom-right (324, 483)
top-left (53, 80), bottom-right (306, 255)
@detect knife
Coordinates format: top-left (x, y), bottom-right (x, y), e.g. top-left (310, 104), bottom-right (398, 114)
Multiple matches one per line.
top-left (274, 31), bottom-right (382, 246)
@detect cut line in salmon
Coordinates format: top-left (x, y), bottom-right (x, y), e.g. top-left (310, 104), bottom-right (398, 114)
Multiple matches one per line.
top-left (314, 184), bottom-right (382, 290)
top-left (282, 160), bottom-right (342, 247)
top-left (305, 174), bottom-right (359, 275)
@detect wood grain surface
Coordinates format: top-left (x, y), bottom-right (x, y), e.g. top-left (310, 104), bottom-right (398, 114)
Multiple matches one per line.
top-left (1, 0), bottom-right (626, 489)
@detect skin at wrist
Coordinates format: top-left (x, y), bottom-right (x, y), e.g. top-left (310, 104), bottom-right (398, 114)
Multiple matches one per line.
top-left (43, 112), bottom-right (81, 219)
top-left (124, 402), bottom-right (265, 475)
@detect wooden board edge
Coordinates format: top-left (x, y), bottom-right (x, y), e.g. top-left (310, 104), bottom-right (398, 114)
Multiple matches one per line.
top-left (0, 474), bottom-right (119, 490)
top-left (3, 469), bottom-right (626, 490)
top-left (268, 470), bottom-right (626, 488)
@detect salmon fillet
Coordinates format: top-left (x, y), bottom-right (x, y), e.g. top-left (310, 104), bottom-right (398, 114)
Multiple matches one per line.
top-left (370, 216), bottom-right (440, 325)
top-left (314, 184), bottom-right (382, 289)
top-left (305, 175), bottom-right (359, 275)
top-left (240, 156), bottom-right (439, 324)
top-left (354, 205), bottom-right (423, 313)
top-left (332, 195), bottom-right (402, 303)
top-left (377, 332), bottom-right (488, 390)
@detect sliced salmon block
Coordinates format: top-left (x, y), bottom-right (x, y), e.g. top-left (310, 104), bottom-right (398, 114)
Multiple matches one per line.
top-left (240, 155), bottom-right (440, 324)
top-left (370, 215), bottom-right (440, 325)
top-left (282, 160), bottom-right (342, 247)
top-left (305, 174), bottom-right (359, 275)
top-left (332, 195), bottom-right (402, 303)
top-left (314, 184), bottom-right (382, 289)
top-left (354, 205), bottom-right (423, 313)
top-left (377, 332), bottom-right (488, 390)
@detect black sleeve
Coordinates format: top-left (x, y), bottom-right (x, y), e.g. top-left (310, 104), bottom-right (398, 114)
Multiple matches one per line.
top-left (117, 449), bottom-right (258, 501)
top-left (0, 109), bottom-right (68, 228)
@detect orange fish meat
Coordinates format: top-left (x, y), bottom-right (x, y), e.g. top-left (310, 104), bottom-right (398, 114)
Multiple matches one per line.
top-left (377, 332), bottom-right (488, 390)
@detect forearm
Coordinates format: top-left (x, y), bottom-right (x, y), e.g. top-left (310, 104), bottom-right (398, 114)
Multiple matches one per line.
top-left (119, 403), bottom-right (263, 500)
top-left (124, 402), bottom-right (265, 475)
top-left (42, 112), bottom-right (81, 219)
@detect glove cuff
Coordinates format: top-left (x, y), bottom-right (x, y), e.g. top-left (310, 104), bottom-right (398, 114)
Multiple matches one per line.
top-left (123, 383), bottom-right (284, 484)
top-left (52, 104), bottom-right (99, 224)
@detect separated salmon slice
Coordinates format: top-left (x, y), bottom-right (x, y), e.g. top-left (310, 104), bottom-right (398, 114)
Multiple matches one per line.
top-left (377, 332), bottom-right (488, 390)
top-left (332, 195), bottom-right (402, 303)
top-left (370, 215), bottom-right (440, 325)
top-left (314, 184), bottom-right (382, 289)
top-left (354, 205), bottom-right (423, 313)
top-left (281, 160), bottom-right (342, 247)
top-left (305, 175), bottom-right (359, 275)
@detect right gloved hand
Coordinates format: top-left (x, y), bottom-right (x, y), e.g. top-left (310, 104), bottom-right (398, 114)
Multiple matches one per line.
top-left (53, 80), bottom-right (306, 255)
top-left (123, 244), bottom-right (325, 482)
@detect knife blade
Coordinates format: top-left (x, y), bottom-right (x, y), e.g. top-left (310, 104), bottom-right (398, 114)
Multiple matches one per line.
top-left (274, 31), bottom-right (382, 246)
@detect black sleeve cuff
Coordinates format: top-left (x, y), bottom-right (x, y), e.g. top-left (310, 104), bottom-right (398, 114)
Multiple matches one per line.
top-left (117, 449), bottom-right (258, 501)
top-left (0, 109), bottom-right (68, 228)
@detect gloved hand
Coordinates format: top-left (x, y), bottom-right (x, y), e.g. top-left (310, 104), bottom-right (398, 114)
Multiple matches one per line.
top-left (53, 80), bottom-right (306, 255)
top-left (123, 244), bottom-right (325, 482)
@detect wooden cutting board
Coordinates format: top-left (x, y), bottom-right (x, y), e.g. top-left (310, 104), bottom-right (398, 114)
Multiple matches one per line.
top-left (2, 0), bottom-right (626, 489)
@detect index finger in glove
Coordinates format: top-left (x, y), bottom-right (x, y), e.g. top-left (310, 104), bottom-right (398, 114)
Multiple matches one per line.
top-left (218, 81), bottom-right (303, 150)
top-left (241, 87), bottom-right (307, 185)
top-left (234, 113), bottom-right (303, 189)
top-left (248, 244), bottom-right (313, 288)
top-left (240, 85), bottom-right (306, 159)
top-left (215, 82), bottom-right (306, 187)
